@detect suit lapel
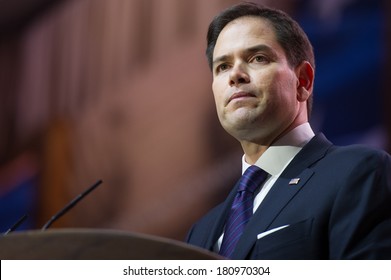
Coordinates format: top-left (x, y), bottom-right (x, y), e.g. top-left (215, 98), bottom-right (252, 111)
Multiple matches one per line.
top-left (231, 133), bottom-right (333, 259)
top-left (203, 180), bottom-right (240, 250)
top-left (232, 168), bottom-right (314, 259)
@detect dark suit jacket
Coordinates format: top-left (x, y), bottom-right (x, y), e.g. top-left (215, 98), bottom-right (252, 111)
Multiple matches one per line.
top-left (186, 134), bottom-right (391, 259)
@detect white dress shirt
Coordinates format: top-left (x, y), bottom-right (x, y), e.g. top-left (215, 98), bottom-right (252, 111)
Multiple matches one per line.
top-left (214, 122), bottom-right (315, 252)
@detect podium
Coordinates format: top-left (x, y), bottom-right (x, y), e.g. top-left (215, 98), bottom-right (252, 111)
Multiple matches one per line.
top-left (0, 229), bottom-right (221, 260)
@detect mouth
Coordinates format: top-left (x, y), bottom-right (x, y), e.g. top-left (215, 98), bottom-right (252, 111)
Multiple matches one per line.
top-left (227, 91), bottom-right (257, 104)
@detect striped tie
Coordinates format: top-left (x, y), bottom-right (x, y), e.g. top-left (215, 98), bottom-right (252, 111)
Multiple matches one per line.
top-left (219, 165), bottom-right (268, 258)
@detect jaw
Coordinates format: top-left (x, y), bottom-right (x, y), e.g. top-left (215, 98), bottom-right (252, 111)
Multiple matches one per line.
top-left (220, 104), bottom-right (307, 146)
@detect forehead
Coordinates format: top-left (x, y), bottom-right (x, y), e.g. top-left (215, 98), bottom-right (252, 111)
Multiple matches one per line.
top-left (213, 16), bottom-right (284, 59)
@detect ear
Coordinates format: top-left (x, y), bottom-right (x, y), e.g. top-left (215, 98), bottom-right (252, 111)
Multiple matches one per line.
top-left (295, 61), bottom-right (314, 102)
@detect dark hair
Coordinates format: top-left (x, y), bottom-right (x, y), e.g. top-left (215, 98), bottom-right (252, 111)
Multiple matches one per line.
top-left (206, 2), bottom-right (315, 117)
top-left (206, 2), bottom-right (315, 70)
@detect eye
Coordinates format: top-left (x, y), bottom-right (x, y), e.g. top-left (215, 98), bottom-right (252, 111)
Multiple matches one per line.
top-left (252, 55), bottom-right (269, 64)
top-left (216, 63), bottom-right (229, 73)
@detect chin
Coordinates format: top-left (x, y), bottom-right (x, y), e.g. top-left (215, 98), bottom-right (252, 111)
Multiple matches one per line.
top-left (223, 123), bottom-right (257, 141)
top-left (222, 117), bottom-right (274, 142)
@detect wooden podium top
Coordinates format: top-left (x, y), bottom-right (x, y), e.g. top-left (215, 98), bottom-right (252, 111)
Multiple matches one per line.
top-left (0, 229), bottom-right (221, 260)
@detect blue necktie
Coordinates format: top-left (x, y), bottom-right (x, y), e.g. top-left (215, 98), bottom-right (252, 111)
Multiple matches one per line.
top-left (219, 165), bottom-right (268, 258)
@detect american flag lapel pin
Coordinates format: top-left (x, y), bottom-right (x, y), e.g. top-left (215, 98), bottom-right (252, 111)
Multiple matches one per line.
top-left (289, 178), bottom-right (300, 185)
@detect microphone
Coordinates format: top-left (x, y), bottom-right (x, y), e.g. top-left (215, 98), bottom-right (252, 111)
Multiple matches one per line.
top-left (3, 214), bottom-right (28, 235)
top-left (41, 179), bottom-right (103, 230)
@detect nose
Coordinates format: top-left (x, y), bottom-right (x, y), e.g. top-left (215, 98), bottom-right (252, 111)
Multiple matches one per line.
top-left (229, 63), bottom-right (250, 86)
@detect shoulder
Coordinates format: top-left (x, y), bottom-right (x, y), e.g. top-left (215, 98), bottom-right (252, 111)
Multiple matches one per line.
top-left (328, 143), bottom-right (391, 167)
top-left (317, 143), bottom-right (391, 196)
top-left (309, 133), bottom-right (390, 165)
top-left (308, 134), bottom-right (391, 183)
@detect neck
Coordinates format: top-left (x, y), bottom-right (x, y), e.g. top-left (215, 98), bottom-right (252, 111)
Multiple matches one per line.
top-left (241, 142), bottom-right (268, 164)
top-left (241, 119), bottom-right (309, 165)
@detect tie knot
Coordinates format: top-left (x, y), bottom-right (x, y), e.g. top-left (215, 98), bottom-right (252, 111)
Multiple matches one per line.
top-left (238, 165), bottom-right (268, 193)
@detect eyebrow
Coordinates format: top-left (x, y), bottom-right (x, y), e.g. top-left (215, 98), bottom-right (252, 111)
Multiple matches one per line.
top-left (212, 44), bottom-right (278, 67)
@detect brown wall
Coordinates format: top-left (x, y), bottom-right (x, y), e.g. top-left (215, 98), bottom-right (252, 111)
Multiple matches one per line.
top-left (0, 0), bottom-right (244, 240)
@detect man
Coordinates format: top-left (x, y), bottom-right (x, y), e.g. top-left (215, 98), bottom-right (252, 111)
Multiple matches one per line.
top-left (186, 2), bottom-right (391, 259)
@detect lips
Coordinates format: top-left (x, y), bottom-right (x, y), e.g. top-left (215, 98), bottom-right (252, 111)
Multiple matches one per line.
top-left (228, 91), bottom-right (256, 104)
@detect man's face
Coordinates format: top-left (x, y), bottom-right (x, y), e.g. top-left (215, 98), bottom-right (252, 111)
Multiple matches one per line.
top-left (212, 16), bottom-right (306, 145)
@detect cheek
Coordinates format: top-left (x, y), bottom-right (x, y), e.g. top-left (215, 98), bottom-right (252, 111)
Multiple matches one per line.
top-left (212, 81), bottom-right (224, 107)
top-left (266, 71), bottom-right (297, 101)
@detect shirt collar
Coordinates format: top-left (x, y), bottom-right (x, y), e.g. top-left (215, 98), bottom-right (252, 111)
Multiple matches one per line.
top-left (242, 123), bottom-right (315, 176)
